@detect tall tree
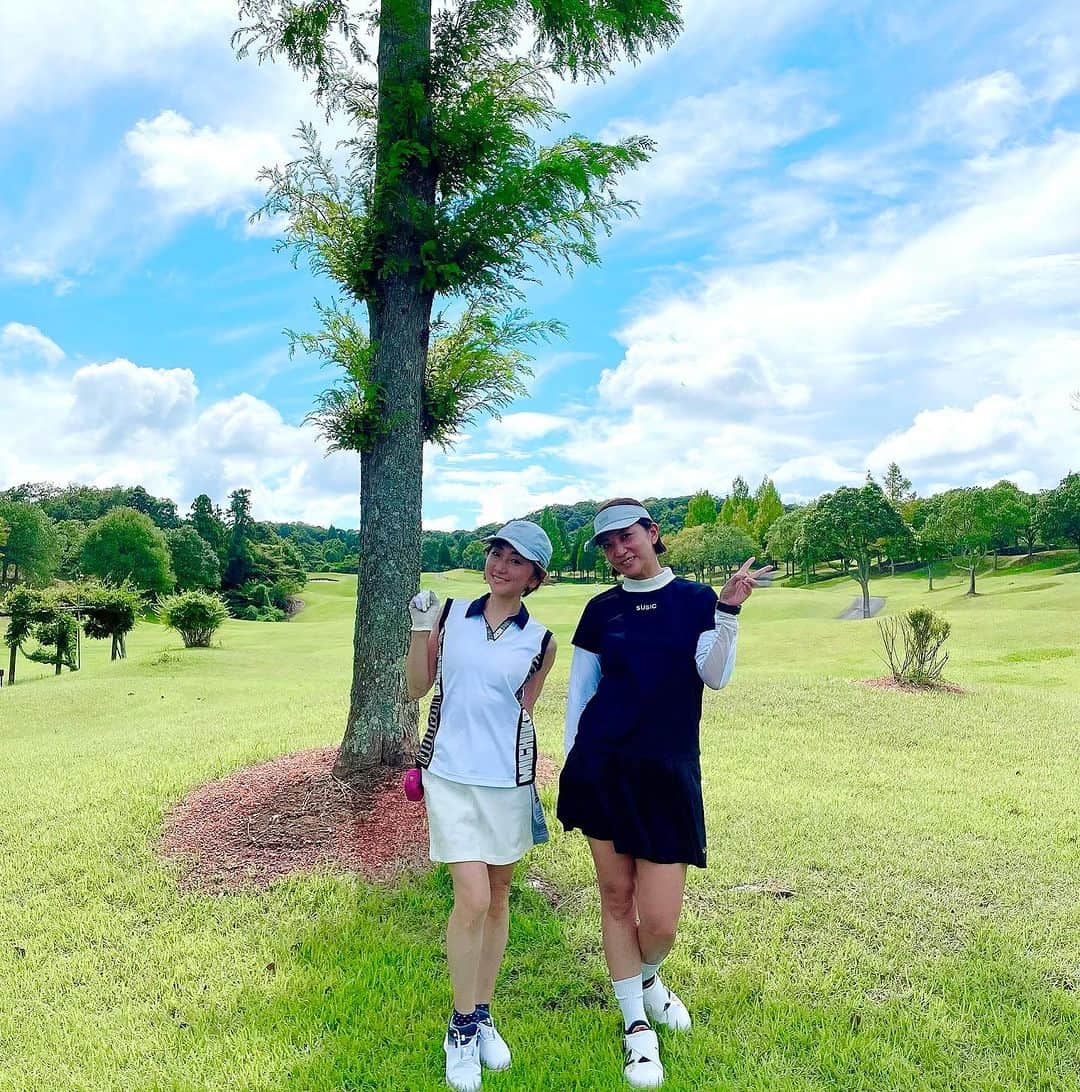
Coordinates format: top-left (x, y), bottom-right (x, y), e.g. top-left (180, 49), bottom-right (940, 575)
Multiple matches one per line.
top-left (804, 483), bottom-right (909, 617)
top-left (167, 526), bottom-right (222, 591)
top-left (921, 487), bottom-right (995, 596)
top-left (223, 489), bottom-right (256, 589)
top-left (0, 501), bottom-right (60, 587)
top-left (235, 0), bottom-right (679, 774)
top-left (189, 494), bottom-right (227, 558)
top-left (882, 462), bottom-right (914, 504)
top-left (80, 508), bottom-right (174, 596)
top-left (539, 507), bottom-right (568, 576)
top-left (684, 490), bottom-right (717, 528)
top-left (752, 477), bottom-right (783, 543)
top-left (1035, 472), bottom-right (1080, 555)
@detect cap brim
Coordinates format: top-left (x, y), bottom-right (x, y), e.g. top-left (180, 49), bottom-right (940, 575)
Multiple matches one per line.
top-left (484, 534), bottom-right (548, 573)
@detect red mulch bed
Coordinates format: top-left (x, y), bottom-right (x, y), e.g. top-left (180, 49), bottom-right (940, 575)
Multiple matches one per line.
top-left (859, 676), bottom-right (966, 694)
top-left (160, 746), bottom-right (560, 894)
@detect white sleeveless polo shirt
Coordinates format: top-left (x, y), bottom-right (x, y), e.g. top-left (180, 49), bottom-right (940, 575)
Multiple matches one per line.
top-left (417, 595), bottom-right (552, 787)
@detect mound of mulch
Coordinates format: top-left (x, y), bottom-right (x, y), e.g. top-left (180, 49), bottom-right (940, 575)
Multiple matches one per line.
top-left (160, 746), bottom-right (560, 894)
top-left (859, 676), bottom-right (966, 695)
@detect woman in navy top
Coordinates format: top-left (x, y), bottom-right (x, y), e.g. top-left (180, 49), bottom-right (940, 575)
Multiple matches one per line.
top-left (557, 498), bottom-right (772, 1089)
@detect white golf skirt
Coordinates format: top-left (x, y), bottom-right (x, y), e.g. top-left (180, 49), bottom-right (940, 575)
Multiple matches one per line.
top-left (424, 769), bottom-right (533, 865)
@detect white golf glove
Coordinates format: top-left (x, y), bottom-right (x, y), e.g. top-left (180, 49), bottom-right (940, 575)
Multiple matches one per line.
top-left (408, 589), bottom-right (441, 632)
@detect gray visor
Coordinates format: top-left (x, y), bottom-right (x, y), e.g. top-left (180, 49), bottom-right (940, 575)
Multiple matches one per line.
top-left (588, 503), bottom-right (653, 547)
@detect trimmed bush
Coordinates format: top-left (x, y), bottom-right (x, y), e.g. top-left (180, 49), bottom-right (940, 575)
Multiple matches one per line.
top-left (160, 591), bottom-right (229, 648)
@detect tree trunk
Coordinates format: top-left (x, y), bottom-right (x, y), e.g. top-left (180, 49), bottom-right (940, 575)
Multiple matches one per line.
top-left (335, 0), bottom-right (435, 779)
top-left (927, 561), bottom-right (933, 591)
top-left (7, 641), bottom-right (15, 686)
top-left (967, 562), bottom-right (976, 596)
top-left (858, 554), bottom-right (871, 618)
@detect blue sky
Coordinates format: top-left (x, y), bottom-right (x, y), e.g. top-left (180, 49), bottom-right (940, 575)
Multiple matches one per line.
top-left (2, 0), bottom-right (1078, 531)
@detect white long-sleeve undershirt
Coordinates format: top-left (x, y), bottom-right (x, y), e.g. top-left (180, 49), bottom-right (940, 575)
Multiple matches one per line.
top-left (563, 568), bottom-right (739, 754)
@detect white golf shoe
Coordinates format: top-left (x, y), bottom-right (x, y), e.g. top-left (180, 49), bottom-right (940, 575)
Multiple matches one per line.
top-left (643, 978), bottom-right (692, 1032)
top-left (477, 1015), bottom-right (511, 1070)
top-left (623, 1025), bottom-right (664, 1088)
top-left (444, 1026), bottom-right (482, 1091)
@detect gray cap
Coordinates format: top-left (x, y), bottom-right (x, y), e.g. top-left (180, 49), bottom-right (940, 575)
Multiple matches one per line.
top-left (589, 502), bottom-right (667, 554)
top-left (484, 520), bottom-right (552, 572)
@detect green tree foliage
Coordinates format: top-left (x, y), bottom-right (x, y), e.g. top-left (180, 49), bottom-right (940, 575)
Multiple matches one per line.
top-left (752, 477), bottom-right (783, 543)
top-left (705, 522), bottom-right (758, 579)
top-left (2, 586), bottom-right (54, 684)
top-left (161, 591), bottom-right (230, 648)
top-left (55, 520), bottom-right (87, 581)
top-left (461, 539), bottom-right (486, 570)
top-left (882, 462), bottom-right (914, 504)
top-left (684, 490), bottom-right (717, 528)
top-left (985, 480), bottom-right (1032, 567)
top-left (189, 494), bottom-right (227, 557)
top-left (1, 482), bottom-right (180, 528)
top-left (805, 482), bottom-right (909, 617)
top-left (1036, 472), bottom-right (1080, 554)
top-left (80, 508), bottom-right (174, 596)
top-left (167, 526), bottom-right (222, 591)
top-left (764, 507), bottom-right (806, 577)
top-left (234, 0), bottom-right (679, 775)
top-left (0, 500), bottom-right (60, 586)
top-left (665, 525), bottom-right (708, 582)
top-left (539, 507), bottom-right (569, 575)
top-left (921, 486), bottom-right (995, 596)
top-left (223, 489), bottom-right (256, 589)
top-left (80, 581), bottom-right (143, 661)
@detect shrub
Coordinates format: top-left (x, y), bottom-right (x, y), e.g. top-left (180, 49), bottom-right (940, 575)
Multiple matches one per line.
top-left (878, 605), bottom-right (951, 686)
top-left (160, 590), bottom-right (229, 648)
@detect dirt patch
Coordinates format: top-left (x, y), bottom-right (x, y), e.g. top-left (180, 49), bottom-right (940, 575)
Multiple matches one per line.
top-left (160, 747), bottom-right (560, 893)
top-left (859, 676), bottom-right (966, 695)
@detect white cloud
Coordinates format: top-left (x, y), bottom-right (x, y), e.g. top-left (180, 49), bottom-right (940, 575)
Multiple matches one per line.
top-left (482, 413), bottom-right (573, 449)
top-left (69, 359), bottom-right (198, 440)
top-left (546, 128), bottom-right (1080, 500)
top-left (603, 74), bottom-right (834, 211)
top-left (0, 0), bottom-right (235, 122)
top-left (126, 110), bottom-right (290, 218)
top-left (0, 322), bottom-right (65, 365)
top-left (917, 71), bottom-right (1030, 151)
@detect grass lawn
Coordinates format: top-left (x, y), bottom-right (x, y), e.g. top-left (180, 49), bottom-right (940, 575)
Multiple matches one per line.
top-left (1, 561), bottom-right (1077, 1090)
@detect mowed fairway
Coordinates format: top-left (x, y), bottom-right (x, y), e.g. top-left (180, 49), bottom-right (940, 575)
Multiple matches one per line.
top-left (1, 562), bottom-right (1078, 1091)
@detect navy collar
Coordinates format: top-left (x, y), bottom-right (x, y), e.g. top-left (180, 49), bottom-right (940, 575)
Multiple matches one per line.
top-left (466, 593), bottom-right (529, 629)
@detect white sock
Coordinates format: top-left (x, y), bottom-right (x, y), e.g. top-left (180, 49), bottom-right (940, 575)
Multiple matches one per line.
top-left (641, 961), bottom-right (662, 987)
top-left (613, 974), bottom-right (648, 1031)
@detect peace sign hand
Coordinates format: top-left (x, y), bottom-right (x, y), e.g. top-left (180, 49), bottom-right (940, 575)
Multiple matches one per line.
top-left (719, 556), bottom-right (776, 607)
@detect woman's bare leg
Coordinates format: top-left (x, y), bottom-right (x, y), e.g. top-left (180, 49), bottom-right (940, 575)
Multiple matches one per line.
top-left (587, 838), bottom-right (641, 981)
top-left (634, 860), bottom-right (686, 968)
top-left (475, 862), bottom-right (515, 1003)
top-left (446, 861), bottom-right (491, 1013)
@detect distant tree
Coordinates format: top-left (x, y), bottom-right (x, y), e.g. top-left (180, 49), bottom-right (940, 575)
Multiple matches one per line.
top-left (167, 526), bottom-right (222, 591)
top-left (437, 539), bottom-right (454, 570)
top-left (805, 482), bottom-right (909, 617)
top-left (985, 480), bottom-right (1032, 567)
top-left (704, 522), bottom-right (757, 580)
top-left (80, 508), bottom-right (173, 596)
top-left (323, 538), bottom-right (348, 566)
top-left (539, 507), bottom-right (569, 576)
top-left (1035, 472), bottom-right (1080, 555)
top-left (223, 489), bottom-right (255, 588)
top-left (752, 477), bottom-right (783, 543)
top-left (764, 507), bottom-right (805, 578)
top-left (461, 540), bottom-right (487, 571)
top-left (55, 520), bottom-right (87, 581)
top-left (882, 462), bottom-right (914, 504)
top-left (921, 486), bottom-right (995, 596)
top-left (189, 494), bottom-right (227, 557)
top-left (0, 501), bottom-right (60, 586)
top-left (665, 525), bottom-right (708, 582)
top-left (161, 590), bottom-right (230, 648)
top-left (684, 490), bottom-right (717, 528)
top-left (81, 581), bottom-right (143, 661)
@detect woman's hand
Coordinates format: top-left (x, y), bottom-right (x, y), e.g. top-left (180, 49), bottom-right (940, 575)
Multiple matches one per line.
top-left (719, 556), bottom-right (775, 607)
top-left (408, 589), bottom-right (441, 631)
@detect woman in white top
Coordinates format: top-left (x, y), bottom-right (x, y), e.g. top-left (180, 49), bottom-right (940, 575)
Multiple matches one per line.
top-left (406, 520), bottom-right (558, 1092)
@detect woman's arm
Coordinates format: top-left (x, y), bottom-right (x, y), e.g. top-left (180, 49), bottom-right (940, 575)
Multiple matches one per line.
top-left (564, 646), bottom-right (602, 754)
top-left (695, 611), bottom-right (738, 690)
top-left (521, 636), bottom-right (558, 714)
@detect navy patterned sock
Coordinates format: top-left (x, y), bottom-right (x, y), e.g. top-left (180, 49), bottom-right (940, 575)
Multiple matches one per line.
top-left (475, 1003), bottom-right (491, 1024)
top-left (449, 1008), bottom-right (479, 1040)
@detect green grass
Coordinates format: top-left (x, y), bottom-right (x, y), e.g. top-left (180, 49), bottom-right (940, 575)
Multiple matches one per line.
top-left (1, 564), bottom-right (1078, 1090)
